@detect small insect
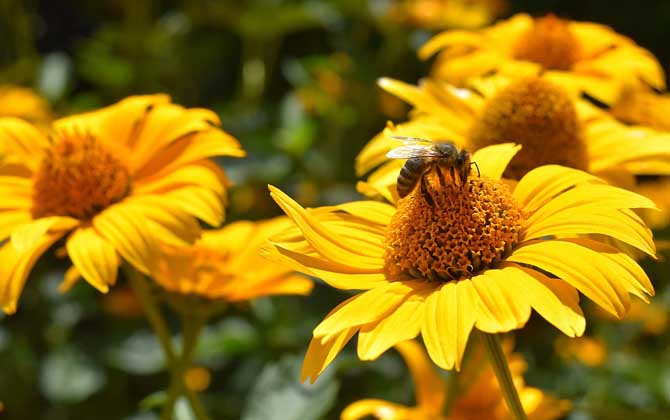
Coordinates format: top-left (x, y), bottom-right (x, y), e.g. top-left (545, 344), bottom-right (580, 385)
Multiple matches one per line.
top-left (387, 136), bottom-right (478, 204)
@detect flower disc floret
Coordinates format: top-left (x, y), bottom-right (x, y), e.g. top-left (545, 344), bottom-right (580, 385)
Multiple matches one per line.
top-left (513, 14), bottom-right (580, 70)
top-left (385, 175), bottom-right (523, 281)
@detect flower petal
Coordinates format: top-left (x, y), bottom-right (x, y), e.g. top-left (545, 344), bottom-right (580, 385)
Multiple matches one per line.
top-left (513, 165), bottom-right (603, 212)
top-left (341, 399), bottom-right (411, 420)
top-left (357, 291), bottom-right (427, 361)
top-left (502, 264), bottom-right (585, 337)
top-left (508, 240), bottom-right (631, 318)
top-left (302, 327), bottom-right (357, 384)
top-left (471, 143), bottom-right (522, 180)
top-left (0, 118), bottom-right (49, 171)
top-left (471, 270), bottom-right (532, 333)
top-left (0, 231), bottom-right (65, 314)
top-left (313, 281), bottom-right (419, 341)
top-left (11, 216), bottom-right (79, 252)
top-left (93, 203), bottom-right (156, 274)
top-left (421, 280), bottom-right (477, 370)
top-left (66, 227), bottom-right (119, 293)
top-left (395, 340), bottom-right (446, 413)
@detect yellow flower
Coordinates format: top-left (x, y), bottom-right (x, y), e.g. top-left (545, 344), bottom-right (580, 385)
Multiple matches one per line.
top-left (342, 340), bottom-right (570, 420)
top-left (0, 95), bottom-right (244, 314)
top-left (266, 146), bottom-right (655, 382)
top-left (356, 76), bottom-right (670, 205)
top-left (388, 0), bottom-right (507, 30)
top-left (419, 13), bottom-right (665, 104)
top-left (555, 336), bottom-right (607, 367)
top-left (150, 217), bottom-right (313, 301)
top-left (0, 85), bottom-right (52, 124)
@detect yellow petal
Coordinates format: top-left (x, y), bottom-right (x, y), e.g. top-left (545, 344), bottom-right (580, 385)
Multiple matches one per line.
top-left (502, 264), bottom-right (585, 337)
top-left (421, 280), bottom-right (476, 370)
top-left (158, 187), bottom-right (225, 227)
top-left (227, 273), bottom-right (313, 301)
top-left (93, 202), bottom-right (156, 274)
top-left (0, 231), bottom-right (64, 314)
top-left (341, 399), bottom-right (411, 420)
top-left (0, 118), bottom-right (49, 171)
top-left (59, 265), bottom-right (81, 293)
top-left (395, 340), bottom-right (446, 413)
top-left (471, 143), bottom-right (522, 180)
top-left (66, 227), bottom-right (119, 293)
top-left (357, 291), bottom-right (427, 361)
top-left (269, 186), bottom-right (383, 269)
top-left (418, 30), bottom-right (486, 60)
top-left (471, 270), bottom-right (532, 333)
top-left (314, 281), bottom-right (418, 342)
top-left (508, 240), bottom-right (631, 318)
top-left (134, 160), bottom-right (227, 195)
top-left (11, 216), bottom-right (79, 252)
top-left (523, 206), bottom-right (656, 257)
top-left (513, 165), bottom-right (603, 212)
top-left (0, 210), bottom-right (31, 240)
top-left (302, 327), bottom-right (357, 384)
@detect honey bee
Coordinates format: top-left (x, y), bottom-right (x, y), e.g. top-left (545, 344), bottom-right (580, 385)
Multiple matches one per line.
top-left (387, 136), bottom-right (478, 204)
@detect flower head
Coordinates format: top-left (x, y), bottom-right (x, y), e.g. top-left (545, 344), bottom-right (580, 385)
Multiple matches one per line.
top-left (150, 217), bottom-right (313, 301)
top-left (356, 76), bottom-right (670, 204)
top-left (419, 13), bottom-right (665, 104)
top-left (388, 0), bottom-right (507, 30)
top-left (266, 146), bottom-right (655, 382)
top-left (0, 95), bottom-right (244, 314)
top-left (341, 340), bottom-right (570, 420)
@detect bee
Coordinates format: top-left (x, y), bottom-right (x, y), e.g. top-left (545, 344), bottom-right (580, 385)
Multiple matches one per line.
top-left (386, 136), bottom-right (478, 204)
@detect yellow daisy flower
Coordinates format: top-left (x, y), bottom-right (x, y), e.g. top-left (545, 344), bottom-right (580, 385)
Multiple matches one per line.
top-left (0, 85), bottom-right (52, 124)
top-left (0, 94), bottom-right (244, 314)
top-left (342, 340), bottom-right (570, 420)
top-left (356, 76), bottom-right (670, 205)
top-left (150, 217), bottom-right (313, 301)
top-left (389, 0), bottom-right (507, 30)
top-left (265, 146), bottom-right (655, 382)
top-left (419, 13), bottom-right (665, 104)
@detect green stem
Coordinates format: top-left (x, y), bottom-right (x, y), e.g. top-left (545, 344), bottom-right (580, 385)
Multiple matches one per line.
top-left (441, 369), bottom-right (460, 416)
top-left (179, 313), bottom-right (210, 420)
top-left (480, 332), bottom-right (528, 420)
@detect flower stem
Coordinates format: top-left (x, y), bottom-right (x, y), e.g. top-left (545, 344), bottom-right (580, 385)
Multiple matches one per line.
top-left (441, 369), bottom-right (460, 416)
top-left (480, 332), bottom-right (528, 420)
top-left (124, 265), bottom-right (210, 420)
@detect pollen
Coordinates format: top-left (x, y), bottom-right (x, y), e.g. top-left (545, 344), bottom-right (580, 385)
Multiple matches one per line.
top-left (31, 130), bottom-right (131, 219)
top-left (384, 175), bottom-right (524, 281)
top-left (468, 77), bottom-right (588, 179)
top-left (513, 14), bottom-right (580, 70)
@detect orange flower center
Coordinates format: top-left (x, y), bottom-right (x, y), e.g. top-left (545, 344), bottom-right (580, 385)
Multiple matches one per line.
top-left (513, 14), bottom-right (580, 70)
top-left (32, 130), bottom-right (131, 219)
top-left (384, 174), bottom-right (524, 281)
top-left (468, 77), bottom-right (588, 179)
top-left (610, 90), bottom-right (670, 131)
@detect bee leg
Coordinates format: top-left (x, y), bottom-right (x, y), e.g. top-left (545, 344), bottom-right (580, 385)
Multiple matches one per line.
top-left (420, 175), bottom-right (435, 206)
top-left (471, 161), bottom-right (481, 177)
top-left (435, 166), bottom-right (447, 189)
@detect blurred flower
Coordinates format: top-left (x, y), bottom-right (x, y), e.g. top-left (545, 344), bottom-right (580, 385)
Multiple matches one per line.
top-left (184, 366), bottom-right (212, 392)
top-left (0, 95), bottom-right (244, 314)
top-left (0, 85), bottom-right (52, 125)
top-left (389, 0), bottom-right (507, 30)
top-left (624, 299), bottom-right (668, 335)
top-left (266, 146), bottom-right (655, 382)
top-left (100, 284), bottom-right (144, 318)
top-left (342, 340), bottom-right (570, 420)
top-left (419, 13), bottom-right (665, 104)
top-left (150, 217), bottom-right (313, 301)
top-left (356, 76), bottom-right (670, 205)
top-left (555, 336), bottom-right (607, 367)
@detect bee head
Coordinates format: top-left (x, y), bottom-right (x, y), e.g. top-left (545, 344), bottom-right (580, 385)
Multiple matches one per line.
top-left (433, 142), bottom-right (458, 157)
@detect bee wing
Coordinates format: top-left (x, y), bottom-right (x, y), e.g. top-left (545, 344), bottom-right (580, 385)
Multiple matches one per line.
top-left (387, 145), bottom-right (441, 159)
top-left (389, 135), bottom-right (435, 146)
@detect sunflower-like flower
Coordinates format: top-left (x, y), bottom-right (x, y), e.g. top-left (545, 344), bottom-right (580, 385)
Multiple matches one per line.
top-left (265, 145), bottom-right (655, 382)
top-left (150, 217), bottom-right (313, 301)
top-left (342, 340), bottom-right (570, 420)
top-left (388, 0), bottom-right (507, 30)
top-left (419, 13), bottom-right (665, 104)
top-left (0, 85), bottom-right (52, 124)
top-left (0, 95), bottom-right (244, 314)
top-left (356, 76), bottom-right (670, 207)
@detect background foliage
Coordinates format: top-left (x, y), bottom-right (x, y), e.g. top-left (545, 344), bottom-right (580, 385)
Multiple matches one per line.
top-left (0, 0), bottom-right (668, 419)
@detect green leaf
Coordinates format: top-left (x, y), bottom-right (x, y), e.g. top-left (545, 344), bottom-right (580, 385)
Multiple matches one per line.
top-left (193, 317), bottom-right (260, 367)
top-left (241, 354), bottom-right (339, 420)
top-left (39, 346), bottom-right (106, 403)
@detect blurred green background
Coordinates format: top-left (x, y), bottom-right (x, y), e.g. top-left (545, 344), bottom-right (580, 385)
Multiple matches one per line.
top-left (0, 1), bottom-right (668, 419)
